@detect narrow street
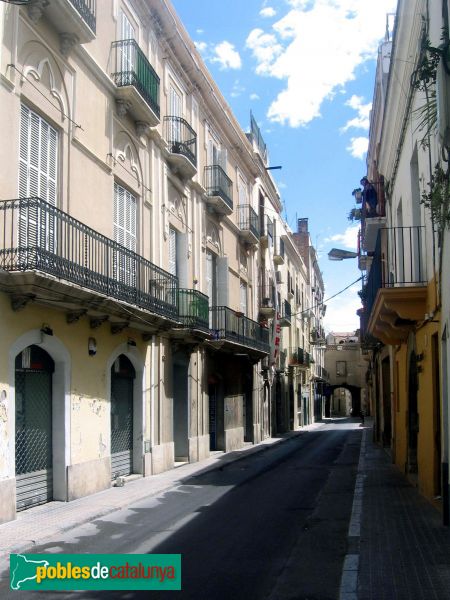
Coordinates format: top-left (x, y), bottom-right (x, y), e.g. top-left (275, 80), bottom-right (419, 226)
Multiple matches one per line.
top-left (0, 420), bottom-right (362, 600)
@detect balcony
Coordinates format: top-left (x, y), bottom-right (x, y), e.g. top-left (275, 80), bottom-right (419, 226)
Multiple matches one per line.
top-left (176, 289), bottom-right (209, 333)
top-left (0, 197), bottom-right (178, 329)
top-left (273, 237), bottom-right (285, 265)
top-left (164, 116), bottom-right (197, 179)
top-left (279, 300), bottom-right (291, 327)
top-left (111, 40), bottom-right (160, 127)
top-left (204, 165), bottom-right (233, 216)
top-left (360, 179), bottom-right (386, 253)
top-left (289, 348), bottom-right (310, 368)
top-left (366, 226), bottom-right (428, 344)
top-left (40, 0), bottom-right (96, 45)
top-left (259, 284), bottom-right (276, 317)
top-left (260, 215), bottom-right (274, 248)
top-left (238, 204), bottom-right (259, 244)
top-left (209, 306), bottom-right (269, 356)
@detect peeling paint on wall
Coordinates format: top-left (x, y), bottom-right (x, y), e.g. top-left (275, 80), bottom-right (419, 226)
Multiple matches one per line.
top-left (0, 390), bottom-right (8, 477)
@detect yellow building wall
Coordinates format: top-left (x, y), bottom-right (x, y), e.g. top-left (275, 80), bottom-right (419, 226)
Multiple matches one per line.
top-left (0, 293), bottom-right (147, 467)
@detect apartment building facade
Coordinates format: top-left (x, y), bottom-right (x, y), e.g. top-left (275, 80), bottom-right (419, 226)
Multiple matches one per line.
top-left (0, 0), bottom-right (325, 524)
top-left (358, 0), bottom-right (444, 507)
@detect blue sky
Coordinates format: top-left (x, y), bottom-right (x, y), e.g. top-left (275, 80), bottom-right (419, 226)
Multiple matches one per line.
top-left (172, 0), bottom-right (397, 332)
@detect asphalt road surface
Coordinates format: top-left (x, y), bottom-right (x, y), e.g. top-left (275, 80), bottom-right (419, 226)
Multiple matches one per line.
top-left (1, 419), bottom-right (362, 600)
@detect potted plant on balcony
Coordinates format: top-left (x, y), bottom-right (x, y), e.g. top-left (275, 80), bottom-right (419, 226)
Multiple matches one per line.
top-left (352, 188), bottom-right (363, 203)
top-left (348, 207), bottom-right (362, 222)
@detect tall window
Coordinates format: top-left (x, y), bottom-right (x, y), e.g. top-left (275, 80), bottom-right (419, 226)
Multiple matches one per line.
top-left (113, 182), bottom-right (136, 286)
top-left (240, 281), bottom-right (248, 316)
top-left (336, 361), bottom-right (347, 377)
top-left (19, 105), bottom-right (58, 204)
top-left (120, 10), bottom-right (135, 73)
top-left (18, 105), bottom-right (58, 255)
top-left (168, 227), bottom-right (177, 277)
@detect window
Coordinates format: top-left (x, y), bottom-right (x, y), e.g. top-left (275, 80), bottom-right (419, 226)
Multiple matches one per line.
top-left (168, 227), bottom-right (177, 277)
top-left (19, 105), bottom-right (58, 204)
top-left (19, 105), bottom-right (58, 255)
top-left (336, 361), bottom-right (347, 377)
top-left (240, 281), bottom-right (248, 316)
top-left (120, 10), bottom-right (136, 73)
top-left (113, 182), bottom-right (137, 286)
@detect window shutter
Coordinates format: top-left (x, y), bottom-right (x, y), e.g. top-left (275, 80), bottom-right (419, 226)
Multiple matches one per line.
top-left (18, 105), bottom-right (58, 255)
top-left (219, 148), bottom-right (227, 172)
top-left (169, 227), bottom-right (177, 276)
top-left (240, 281), bottom-right (247, 316)
top-left (216, 256), bottom-right (229, 307)
top-left (114, 182), bottom-right (137, 285)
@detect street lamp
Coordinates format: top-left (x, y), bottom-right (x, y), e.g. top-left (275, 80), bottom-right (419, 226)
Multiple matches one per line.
top-left (327, 248), bottom-right (358, 261)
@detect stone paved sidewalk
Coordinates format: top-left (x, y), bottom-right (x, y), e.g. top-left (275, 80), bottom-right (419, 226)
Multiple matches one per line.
top-left (359, 422), bottom-right (450, 600)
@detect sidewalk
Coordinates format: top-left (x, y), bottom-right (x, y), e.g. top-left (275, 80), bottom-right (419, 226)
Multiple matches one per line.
top-left (0, 423), bottom-right (324, 573)
top-left (358, 420), bottom-right (450, 600)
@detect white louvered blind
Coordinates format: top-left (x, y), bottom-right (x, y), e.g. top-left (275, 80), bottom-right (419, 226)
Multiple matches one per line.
top-left (18, 105), bottom-right (58, 255)
top-left (19, 104), bottom-right (58, 204)
top-left (113, 182), bottom-right (137, 286)
top-left (168, 227), bottom-right (177, 277)
top-left (120, 10), bottom-right (135, 72)
top-left (240, 281), bottom-right (248, 316)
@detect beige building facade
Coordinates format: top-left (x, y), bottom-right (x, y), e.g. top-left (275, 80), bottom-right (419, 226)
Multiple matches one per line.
top-left (0, 0), bottom-right (324, 524)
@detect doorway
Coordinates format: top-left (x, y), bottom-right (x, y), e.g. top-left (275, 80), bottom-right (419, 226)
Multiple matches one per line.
top-left (111, 355), bottom-right (135, 478)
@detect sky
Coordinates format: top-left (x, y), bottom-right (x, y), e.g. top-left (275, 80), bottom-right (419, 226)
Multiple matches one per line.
top-left (171, 0), bottom-right (397, 333)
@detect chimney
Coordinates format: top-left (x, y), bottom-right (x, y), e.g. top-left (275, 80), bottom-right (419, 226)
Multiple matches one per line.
top-left (298, 218), bottom-right (308, 234)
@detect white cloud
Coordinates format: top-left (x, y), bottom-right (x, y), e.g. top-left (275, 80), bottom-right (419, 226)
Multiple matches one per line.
top-left (211, 41), bottom-right (242, 70)
top-left (246, 0), bottom-right (396, 127)
top-left (347, 136), bottom-right (369, 159)
top-left (194, 41), bottom-right (208, 53)
top-left (246, 29), bottom-right (283, 75)
top-left (260, 7), bottom-right (277, 17)
top-left (230, 80), bottom-right (246, 98)
top-left (250, 93), bottom-right (260, 100)
top-left (341, 95), bottom-right (371, 132)
top-left (325, 224), bottom-right (359, 250)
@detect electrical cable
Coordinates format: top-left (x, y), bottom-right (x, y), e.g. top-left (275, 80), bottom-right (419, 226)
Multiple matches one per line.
top-left (290, 275), bottom-right (363, 318)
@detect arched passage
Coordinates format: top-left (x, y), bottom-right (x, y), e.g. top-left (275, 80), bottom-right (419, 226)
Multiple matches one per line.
top-left (327, 384), bottom-right (362, 417)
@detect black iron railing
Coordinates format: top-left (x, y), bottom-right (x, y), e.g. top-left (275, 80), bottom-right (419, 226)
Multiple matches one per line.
top-left (274, 237), bottom-right (285, 259)
top-left (261, 215), bottom-right (274, 241)
top-left (259, 284), bottom-right (276, 309)
top-left (289, 347), bottom-right (310, 367)
top-left (69, 0), bottom-right (96, 32)
top-left (209, 306), bottom-right (269, 353)
top-left (0, 197), bottom-right (178, 320)
top-left (164, 116), bottom-right (197, 167)
top-left (178, 289), bottom-right (209, 331)
top-left (204, 165), bottom-right (233, 209)
top-left (111, 39), bottom-right (160, 118)
top-left (238, 204), bottom-right (259, 239)
top-left (365, 226), bottom-right (426, 319)
top-left (281, 299), bottom-right (291, 323)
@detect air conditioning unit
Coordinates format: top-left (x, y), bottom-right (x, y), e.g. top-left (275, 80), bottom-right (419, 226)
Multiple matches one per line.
top-left (275, 271), bottom-right (283, 284)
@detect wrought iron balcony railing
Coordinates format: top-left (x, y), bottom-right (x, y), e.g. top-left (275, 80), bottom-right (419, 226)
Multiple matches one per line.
top-left (111, 39), bottom-right (160, 117)
top-left (280, 299), bottom-right (291, 325)
top-left (273, 237), bottom-right (285, 262)
top-left (204, 165), bottom-right (233, 210)
top-left (69, 0), bottom-right (96, 32)
top-left (289, 347), bottom-right (310, 367)
top-left (177, 289), bottom-right (209, 332)
top-left (365, 225), bottom-right (427, 319)
top-left (237, 204), bottom-right (259, 240)
top-left (0, 197), bottom-right (178, 320)
top-left (260, 214), bottom-right (274, 241)
top-left (209, 306), bottom-right (269, 353)
top-left (164, 116), bottom-right (197, 167)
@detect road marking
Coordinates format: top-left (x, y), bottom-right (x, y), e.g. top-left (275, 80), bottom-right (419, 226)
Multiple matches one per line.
top-left (339, 427), bottom-right (367, 600)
